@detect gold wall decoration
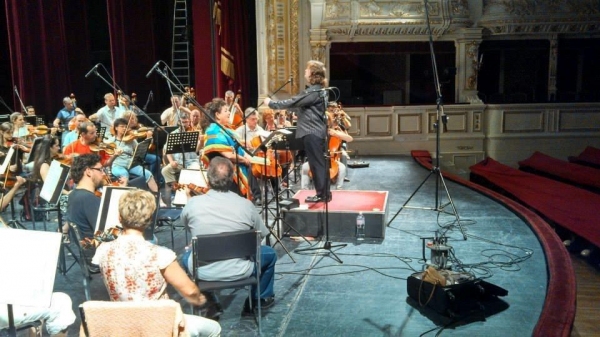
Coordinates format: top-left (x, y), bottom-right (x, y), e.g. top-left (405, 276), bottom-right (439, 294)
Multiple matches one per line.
top-left (265, 0), bottom-right (299, 94)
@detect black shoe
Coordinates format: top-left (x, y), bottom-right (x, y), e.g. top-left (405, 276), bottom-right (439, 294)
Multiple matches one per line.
top-left (344, 177), bottom-right (350, 182)
top-left (87, 263), bottom-right (100, 274)
top-left (305, 195), bottom-right (332, 203)
top-left (241, 297), bottom-right (275, 316)
top-left (253, 198), bottom-right (262, 206)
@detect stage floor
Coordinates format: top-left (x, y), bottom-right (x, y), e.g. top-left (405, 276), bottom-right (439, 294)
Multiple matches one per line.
top-left (27, 155), bottom-right (552, 336)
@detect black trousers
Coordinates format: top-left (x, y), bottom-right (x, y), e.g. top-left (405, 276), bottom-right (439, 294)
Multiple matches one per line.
top-left (303, 134), bottom-right (329, 198)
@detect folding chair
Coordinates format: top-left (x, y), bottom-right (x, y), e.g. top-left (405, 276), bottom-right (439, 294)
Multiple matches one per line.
top-left (191, 229), bottom-right (262, 333)
top-left (68, 222), bottom-right (98, 301)
top-left (156, 207), bottom-right (185, 249)
top-left (79, 300), bottom-right (186, 337)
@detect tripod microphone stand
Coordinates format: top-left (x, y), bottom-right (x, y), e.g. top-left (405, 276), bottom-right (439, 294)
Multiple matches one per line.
top-left (385, 0), bottom-right (466, 240)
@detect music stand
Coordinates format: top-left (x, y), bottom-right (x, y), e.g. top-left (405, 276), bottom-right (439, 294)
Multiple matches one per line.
top-left (97, 126), bottom-right (107, 140)
top-left (24, 115), bottom-right (39, 126)
top-left (25, 137), bottom-right (43, 164)
top-left (95, 186), bottom-right (135, 234)
top-left (272, 127), bottom-right (301, 198)
top-left (164, 131), bottom-right (200, 169)
top-left (0, 115), bottom-right (10, 124)
top-left (128, 139), bottom-right (152, 172)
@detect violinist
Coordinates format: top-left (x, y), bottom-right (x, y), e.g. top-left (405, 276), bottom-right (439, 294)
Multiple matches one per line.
top-left (63, 122), bottom-right (122, 168)
top-left (66, 153), bottom-right (106, 239)
top-left (105, 118), bottom-right (162, 201)
top-left (160, 111), bottom-right (201, 206)
top-left (300, 112), bottom-right (353, 190)
top-left (160, 95), bottom-right (182, 126)
top-left (120, 111), bottom-right (159, 175)
top-left (202, 99), bottom-right (262, 204)
top-left (31, 136), bottom-right (70, 235)
top-left (10, 112), bottom-right (32, 141)
top-left (0, 122), bottom-right (27, 174)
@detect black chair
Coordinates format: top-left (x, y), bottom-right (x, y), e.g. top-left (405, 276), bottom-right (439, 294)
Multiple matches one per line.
top-left (156, 207), bottom-right (185, 249)
top-left (0, 319), bottom-right (43, 337)
top-left (191, 229), bottom-right (262, 332)
top-left (68, 222), bottom-right (99, 301)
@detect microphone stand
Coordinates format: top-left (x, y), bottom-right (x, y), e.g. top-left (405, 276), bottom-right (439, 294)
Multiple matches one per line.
top-left (294, 89), bottom-right (346, 264)
top-left (0, 96), bottom-right (15, 113)
top-left (384, 0), bottom-right (466, 241)
top-left (256, 77), bottom-right (293, 109)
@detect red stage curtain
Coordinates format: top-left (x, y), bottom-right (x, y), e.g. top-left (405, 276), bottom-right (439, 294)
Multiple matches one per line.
top-left (213, 0), bottom-right (248, 106)
top-left (4, 0), bottom-right (91, 117)
top-left (105, 0), bottom-right (162, 104)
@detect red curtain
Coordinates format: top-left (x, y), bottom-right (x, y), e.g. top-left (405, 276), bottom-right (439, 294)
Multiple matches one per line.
top-left (193, 0), bottom-right (250, 106)
top-left (4, 0), bottom-right (91, 117)
top-left (106, 0), bottom-right (160, 100)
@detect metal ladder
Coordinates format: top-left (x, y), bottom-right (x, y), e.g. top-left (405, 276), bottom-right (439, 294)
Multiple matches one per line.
top-left (171, 0), bottom-right (191, 87)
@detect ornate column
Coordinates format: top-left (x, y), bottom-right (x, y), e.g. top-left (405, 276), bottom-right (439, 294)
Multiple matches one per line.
top-left (455, 28), bottom-right (483, 103)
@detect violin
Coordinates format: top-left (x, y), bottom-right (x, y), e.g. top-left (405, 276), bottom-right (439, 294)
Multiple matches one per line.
top-left (89, 141), bottom-right (116, 155)
top-left (172, 182), bottom-right (209, 196)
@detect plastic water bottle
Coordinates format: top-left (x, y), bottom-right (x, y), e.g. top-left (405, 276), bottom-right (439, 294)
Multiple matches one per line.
top-left (356, 212), bottom-right (365, 241)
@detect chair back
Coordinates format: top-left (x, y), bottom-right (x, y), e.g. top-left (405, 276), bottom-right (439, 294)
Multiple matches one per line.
top-left (79, 300), bottom-right (187, 337)
top-left (192, 229), bottom-right (259, 265)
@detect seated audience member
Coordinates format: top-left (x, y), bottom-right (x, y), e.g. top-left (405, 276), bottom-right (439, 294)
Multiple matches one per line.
top-left (0, 229), bottom-right (76, 337)
top-left (66, 153), bottom-right (104, 238)
top-left (182, 157), bottom-right (277, 316)
top-left (92, 189), bottom-right (221, 337)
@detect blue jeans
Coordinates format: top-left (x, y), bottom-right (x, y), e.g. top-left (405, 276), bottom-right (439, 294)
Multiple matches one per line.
top-left (181, 245), bottom-right (277, 300)
top-left (112, 165), bottom-right (153, 182)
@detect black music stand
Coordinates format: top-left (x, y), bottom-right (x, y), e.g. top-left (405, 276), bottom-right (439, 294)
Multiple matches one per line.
top-left (128, 139), bottom-right (152, 175)
top-left (164, 131), bottom-right (200, 170)
top-left (25, 137), bottom-right (43, 164)
top-left (272, 127), bottom-right (301, 198)
top-left (24, 115), bottom-right (39, 126)
top-left (97, 126), bottom-right (107, 140)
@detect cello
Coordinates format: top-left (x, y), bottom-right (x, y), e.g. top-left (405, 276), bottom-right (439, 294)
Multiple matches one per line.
top-left (228, 91), bottom-right (244, 128)
top-left (250, 136), bottom-right (281, 178)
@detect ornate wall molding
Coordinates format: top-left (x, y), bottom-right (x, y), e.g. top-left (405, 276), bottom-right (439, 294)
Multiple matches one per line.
top-left (480, 0), bottom-right (600, 35)
top-left (265, 0), bottom-right (300, 94)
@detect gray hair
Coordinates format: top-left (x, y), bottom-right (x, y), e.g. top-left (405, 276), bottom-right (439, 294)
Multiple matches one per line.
top-left (207, 157), bottom-right (233, 192)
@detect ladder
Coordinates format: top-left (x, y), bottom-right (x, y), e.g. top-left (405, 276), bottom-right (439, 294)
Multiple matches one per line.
top-left (171, 0), bottom-right (191, 87)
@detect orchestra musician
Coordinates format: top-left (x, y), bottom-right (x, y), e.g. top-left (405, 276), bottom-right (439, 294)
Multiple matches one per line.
top-left (202, 99), bottom-right (262, 204)
top-left (105, 118), bottom-right (162, 201)
top-left (63, 122), bottom-right (123, 168)
top-left (275, 110), bottom-right (292, 129)
top-left (61, 113), bottom-right (88, 150)
top-left (88, 93), bottom-right (124, 132)
top-left (120, 111), bottom-right (159, 176)
top-left (25, 105), bottom-right (36, 116)
top-left (262, 109), bottom-right (277, 132)
top-left (264, 60), bottom-right (330, 203)
top-left (0, 122), bottom-right (27, 174)
top-left (66, 153), bottom-right (108, 239)
top-left (224, 90), bottom-right (242, 113)
top-left (10, 112), bottom-right (32, 141)
top-left (53, 96), bottom-right (77, 132)
top-left (328, 101), bottom-right (351, 182)
top-left (235, 109), bottom-right (265, 150)
top-left (160, 95), bottom-right (182, 126)
top-left (160, 110), bottom-right (202, 206)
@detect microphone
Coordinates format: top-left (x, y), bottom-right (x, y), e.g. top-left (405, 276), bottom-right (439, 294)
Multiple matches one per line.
top-left (145, 61), bottom-right (162, 78)
top-left (289, 74), bottom-right (293, 85)
top-left (85, 64), bottom-right (100, 78)
top-left (307, 86), bottom-right (335, 93)
top-left (149, 90), bottom-right (154, 101)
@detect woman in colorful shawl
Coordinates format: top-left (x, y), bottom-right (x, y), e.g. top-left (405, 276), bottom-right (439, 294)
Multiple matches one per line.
top-left (202, 98), bottom-right (262, 203)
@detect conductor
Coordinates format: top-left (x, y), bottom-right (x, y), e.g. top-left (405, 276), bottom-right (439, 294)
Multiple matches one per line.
top-left (263, 60), bottom-right (330, 203)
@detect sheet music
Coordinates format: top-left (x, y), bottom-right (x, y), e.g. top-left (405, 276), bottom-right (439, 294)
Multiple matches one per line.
top-left (95, 186), bottom-right (135, 233)
top-left (40, 160), bottom-right (70, 204)
top-left (0, 146), bottom-right (15, 174)
top-left (0, 229), bottom-right (61, 307)
top-left (173, 169), bottom-right (208, 206)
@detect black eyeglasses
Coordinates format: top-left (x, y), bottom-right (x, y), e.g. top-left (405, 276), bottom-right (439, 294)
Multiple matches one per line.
top-left (88, 167), bottom-right (103, 172)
